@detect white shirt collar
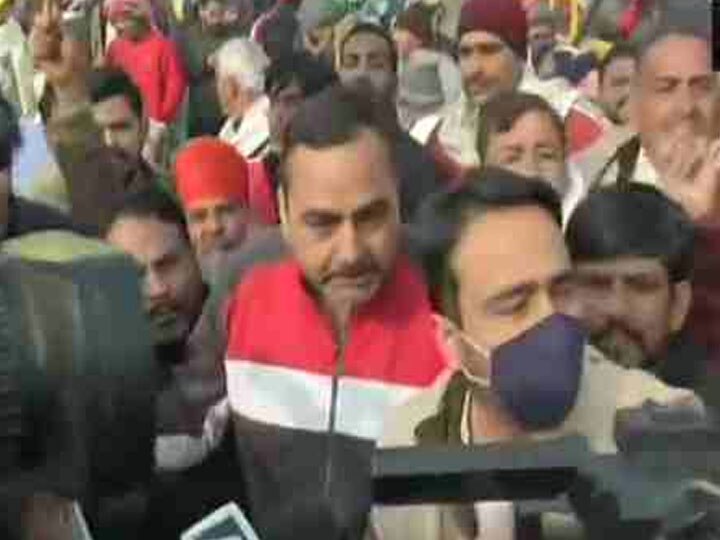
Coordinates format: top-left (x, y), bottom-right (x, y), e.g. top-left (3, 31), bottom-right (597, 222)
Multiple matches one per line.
top-left (219, 96), bottom-right (270, 160)
top-left (632, 145), bottom-right (662, 188)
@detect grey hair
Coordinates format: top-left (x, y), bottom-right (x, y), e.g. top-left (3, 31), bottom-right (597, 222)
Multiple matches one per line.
top-left (216, 38), bottom-right (271, 95)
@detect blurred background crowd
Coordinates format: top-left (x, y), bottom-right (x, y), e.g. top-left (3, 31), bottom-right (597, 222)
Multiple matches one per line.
top-left (1, 0), bottom-right (719, 538)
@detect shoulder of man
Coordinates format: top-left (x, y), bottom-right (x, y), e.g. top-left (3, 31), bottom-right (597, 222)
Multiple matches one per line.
top-left (7, 195), bottom-right (91, 238)
top-left (571, 125), bottom-right (637, 188)
top-left (585, 348), bottom-right (702, 412)
top-left (206, 226), bottom-right (289, 303)
top-left (564, 348), bottom-right (701, 453)
top-left (378, 376), bottom-right (450, 450)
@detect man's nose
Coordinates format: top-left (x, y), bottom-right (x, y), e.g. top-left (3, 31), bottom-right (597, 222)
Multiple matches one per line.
top-left (335, 221), bottom-right (362, 264)
top-left (676, 84), bottom-right (699, 119)
top-left (202, 212), bottom-right (223, 238)
top-left (603, 283), bottom-right (631, 319)
top-left (145, 270), bottom-right (170, 304)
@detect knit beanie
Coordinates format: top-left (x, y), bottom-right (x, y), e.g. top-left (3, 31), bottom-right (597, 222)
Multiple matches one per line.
top-left (174, 138), bottom-right (249, 209)
top-left (394, 3), bottom-right (434, 47)
top-left (104, 0), bottom-right (149, 22)
top-left (457, 0), bottom-right (528, 60)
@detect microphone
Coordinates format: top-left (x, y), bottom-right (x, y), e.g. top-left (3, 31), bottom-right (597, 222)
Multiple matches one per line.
top-left (614, 399), bottom-right (717, 456)
top-left (324, 302), bottom-right (355, 499)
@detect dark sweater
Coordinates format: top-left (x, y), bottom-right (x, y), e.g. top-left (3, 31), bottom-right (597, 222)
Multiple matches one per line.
top-left (6, 195), bottom-right (81, 239)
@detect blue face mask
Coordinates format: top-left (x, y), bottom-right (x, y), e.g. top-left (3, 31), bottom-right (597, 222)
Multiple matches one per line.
top-left (452, 313), bottom-right (587, 430)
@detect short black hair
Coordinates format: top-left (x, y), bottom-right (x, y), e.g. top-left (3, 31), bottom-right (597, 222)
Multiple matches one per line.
top-left (565, 183), bottom-right (695, 282)
top-left (280, 83), bottom-right (398, 192)
top-left (597, 42), bottom-right (636, 83)
top-left (108, 187), bottom-right (190, 242)
top-left (265, 51), bottom-right (338, 98)
top-left (0, 93), bottom-right (21, 171)
top-left (87, 68), bottom-right (144, 119)
top-left (412, 167), bottom-right (563, 322)
top-left (476, 92), bottom-right (565, 165)
top-left (338, 22), bottom-right (399, 71)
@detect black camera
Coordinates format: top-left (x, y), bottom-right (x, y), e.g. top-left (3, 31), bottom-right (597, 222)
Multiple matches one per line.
top-left (0, 231), bottom-right (157, 536)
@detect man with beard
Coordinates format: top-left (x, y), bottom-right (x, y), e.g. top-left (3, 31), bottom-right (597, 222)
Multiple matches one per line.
top-left (426, 0), bottom-right (605, 176)
top-left (579, 23), bottom-right (717, 204)
top-left (175, 0), bottom-right (247, 137)
top-left (105, 187), bottom-right (238, 535)
top-left (173, 136), bottom-right (276, 266)
top-left (105, 188), bottom-right (222, 470)
top-left (596, 42), bottom-right (636, 127)
top-left (30, 0), bottom-right (164, 233)
top-left (372, 170), bottom-right (701, 539)
top-left (220, 85), bottom-right (448, 539)
top-left (574, 21), bottom-right (720, 371)
top-left (565, 183), bottom-right (720, 411)
top-left (336, 21), bottom-right (441, 218)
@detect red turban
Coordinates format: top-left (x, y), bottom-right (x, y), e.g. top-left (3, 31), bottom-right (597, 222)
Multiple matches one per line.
top-left (458, 0), bottom-right (528, 60)
top-left (174, 137), bottom-right (249, 209)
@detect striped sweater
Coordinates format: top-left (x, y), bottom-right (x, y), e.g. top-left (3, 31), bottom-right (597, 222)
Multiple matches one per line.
top-left (224, 257), bottom-right (448, 538)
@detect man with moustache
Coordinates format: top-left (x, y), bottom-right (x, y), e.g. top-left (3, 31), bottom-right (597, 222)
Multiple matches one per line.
top-left (565, 183), bottom-right (719, 411)
top-left (105, 187), bottom-right (238, 535)
top-left (221, 85), bottom-right (448, 539)
top-left (372, 170), bottom-right (701, 540)
top-left (596, 42), bottom-right (636, 127)
top-left (427, 0), bottom-right (605, 175)
top-left (336, 21), bottom-right (440, 217)
top-left (580, 23), bottom-right (718, 207)
top-left (575, 21), bottom-right (720, 371)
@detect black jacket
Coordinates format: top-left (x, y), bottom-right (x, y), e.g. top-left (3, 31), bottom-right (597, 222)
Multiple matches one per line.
top-left (5, 195), bottom-right (89, 239)
top-left (653, 332), bottom-right (720, 413)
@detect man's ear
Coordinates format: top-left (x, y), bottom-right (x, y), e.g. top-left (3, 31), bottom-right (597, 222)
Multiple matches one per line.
top-left (669, 280), bottom-right (692, 333)
top-left (277, 186), bottom-right (291, 240)
top-left (431, 313), bottom-right (463, 371)
top-left (627, 82), bottom-right (641, 132)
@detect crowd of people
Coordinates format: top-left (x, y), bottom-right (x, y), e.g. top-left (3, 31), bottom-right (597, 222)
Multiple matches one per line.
top-left (0, 0), bottom-right (718, 537)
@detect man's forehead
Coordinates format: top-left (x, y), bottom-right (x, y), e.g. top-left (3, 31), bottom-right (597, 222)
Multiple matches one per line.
top-left (459, 31), bottom-right (507, 48)
top-left (285, 131), bottom-right (396, 205)
top-left (451, 206), bottom-right (569, 290)
top-left (343, 31), bottom-right (393, 57)
top-left (575, 257), bottom-right (667, 276)
top-left (640, 34), bottom-right (711, 76)
top-left (108, 217), bottom-right (186, 263)
top-left (92, 95), bottom-right (137, 121)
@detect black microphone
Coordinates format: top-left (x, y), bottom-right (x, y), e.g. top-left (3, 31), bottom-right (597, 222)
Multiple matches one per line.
top-left (324, 304), bottom-right (354, 500)
top-left (614, 399), bottom-right (718, 456)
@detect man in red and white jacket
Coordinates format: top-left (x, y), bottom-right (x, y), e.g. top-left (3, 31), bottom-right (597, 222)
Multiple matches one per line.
top-left (220, 85), bottom-right (449, 539)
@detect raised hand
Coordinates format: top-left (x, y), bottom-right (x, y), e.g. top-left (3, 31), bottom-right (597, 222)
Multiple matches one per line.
top-left (29, 0), bottom-right (89, 91)
top-left (656, 135), bottom-right (720, 221)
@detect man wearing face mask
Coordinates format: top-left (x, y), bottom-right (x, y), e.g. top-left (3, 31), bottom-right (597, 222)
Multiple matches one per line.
top-left (336, 21), bottom-right (441, 218)
top-left (372, 168), bottom-right (701, 540)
